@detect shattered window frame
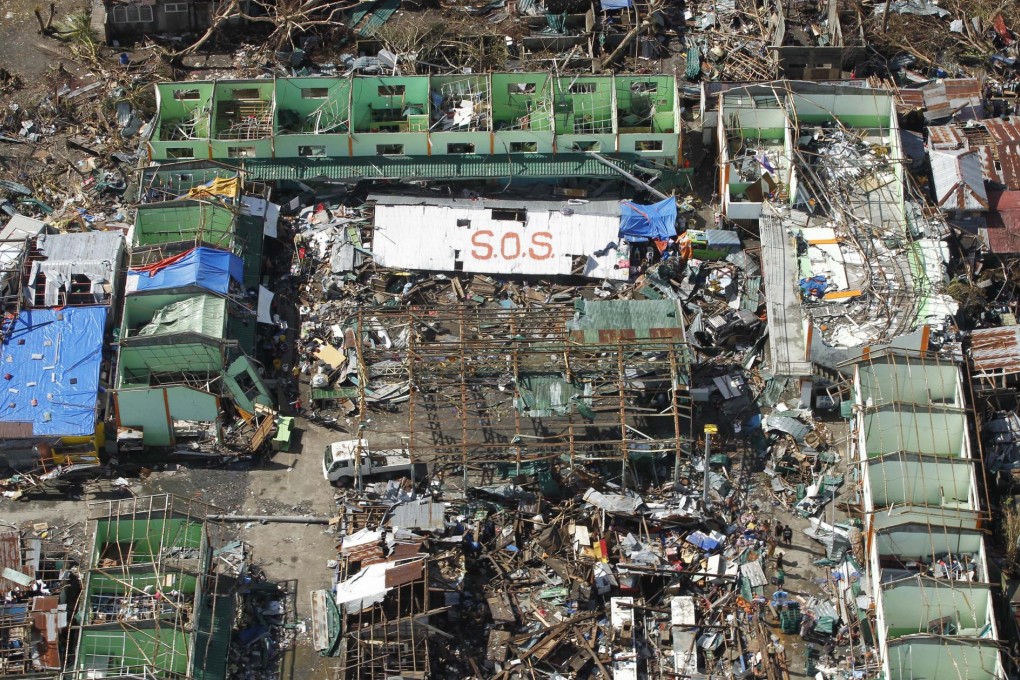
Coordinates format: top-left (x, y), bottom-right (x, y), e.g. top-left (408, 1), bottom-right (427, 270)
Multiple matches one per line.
top-left (447, 143), bottom-right (476, 155)
top-left (376, 144), bottom-right (404, 156)
top-left (172, 89), bottom-right (201, 101)
top-left (378, 85), bottom-right (405, 96)
top-left (509, 142), bottom-right (538, 153)
top-left (507, 83), bottom-right (537, 94)
top-left (569, 82), bottom-right (597, 94)
top-left (226, 146), bottom-right (257, 158)
top-left (635, 140), bottom-right (663, 152)
top-left (111, 4), bottom-right (154, 22)
top-left (298, 145), bottom-right (327, 158)
top-left (166, 147), bottom-right (196, 160)
top-left (301, 88), bottom-right (330, 99)
top-left (491, 209), bottom-right (527, 222)
top-left (163, 2), bottom-right (189, 12)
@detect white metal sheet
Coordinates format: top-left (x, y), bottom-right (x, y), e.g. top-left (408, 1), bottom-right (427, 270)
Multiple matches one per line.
top-left (373, 203), bottom-right (628, 279)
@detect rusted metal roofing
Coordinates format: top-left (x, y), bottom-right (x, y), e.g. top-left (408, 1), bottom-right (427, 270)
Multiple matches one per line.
top-left (0, 530), bottom-right (29, 589)
top-left (928, 124), bottom-right (966, 149)
top-left (986, 118), bottom-right (1020, 189)
top-left (984, 191), bottom-right (1020, 254)
top-left (971, 325), bottom-right (1020, 378)
top-left (894, 88), bottom-right (925, 113)
top-left (0, 422), bottom-right (34, 440)
top-left (383, 558), bottom-right (424, 588)
top-left (944, 78), bottom-right (983, 102)
top-left (984, 117), bottom-right (1020, 144)
top-left (921, 78), bottom-right (983, 120)
top-left (930, 149), bottom-right (989, 210)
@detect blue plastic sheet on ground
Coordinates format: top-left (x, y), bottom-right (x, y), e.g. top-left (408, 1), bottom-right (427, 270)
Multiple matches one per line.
top-left (127, 247), bottom-right (244, 296)
top-left (0, 307), bottom-right (107, 437)
top-left (686, 530), bottom-right (720, 551)
top-left (799, 275), bottom-right (828, 298)
top-left (619, 197), bottom-right (677, 242)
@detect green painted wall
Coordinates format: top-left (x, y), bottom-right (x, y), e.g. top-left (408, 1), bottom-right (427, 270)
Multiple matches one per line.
top-left (77, 628), bottom-right (189, 676)
top-left (117, 386), bottom-right (219, 446)
top-left (134, 202), bottom-right (235, 248)
top-left (147, 74), bottom-right (682, 166)
top-left (431, 131), bottom-right (493, 155)
top-left (123, 293), bottom-right (187, 332)
top-left (491, 73), bottom-right (552, 128)
top-left (117, 389), bottom-right (172, 445)
top-left (119, 343), bottom-right (224, 380)
top-left (274, 78), bottom-right (351, 133)
top-left (156, 83), bottom-right (213, 139)
top-left (88, 571), bottom-right (198, 597)
top-left (92, 517), bottom-right (204, 563)
top-left (167, 386), bottom-right (218, 424)
top-left (350, 76), bottom-right (430, 133)
top-left (211, 80), bottom-right (274, 139)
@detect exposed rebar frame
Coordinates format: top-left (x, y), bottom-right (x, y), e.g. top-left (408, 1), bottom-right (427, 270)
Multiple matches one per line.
top-left (65, 495), bottom-right (224, 680)
top-left (351, 305), bottom-right (693, 486)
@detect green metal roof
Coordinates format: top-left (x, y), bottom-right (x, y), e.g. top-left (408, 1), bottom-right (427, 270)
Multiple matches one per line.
top-left (237, 153), bottom-right (645, 182)
top-left (236, 213), bottom-right (265, 290)
top-left (569, 299), bottom-right (684, 344)
top-left (192, 592), bottom-right (235, 680)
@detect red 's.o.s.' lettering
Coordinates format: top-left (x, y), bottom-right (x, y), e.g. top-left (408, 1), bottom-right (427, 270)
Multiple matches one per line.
top-left (529, 232), bottom-right (553, 260)
top-left (501, 232), bottom-right (522, 260)
top-left (471, 230), bottom-right (494, 260)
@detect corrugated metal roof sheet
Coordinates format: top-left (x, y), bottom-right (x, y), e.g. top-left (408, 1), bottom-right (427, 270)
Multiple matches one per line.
top-left (372, 201), bottom-right (627, 279)
top-left (239, 154), bottom-right (636, 182)
top-left (384, 558), bottom-right (424, 588)
top-left (569, 299), bottom-right (684, 344)
top-left (387, 500), bottom-right (445, 532)
top-left (928, 125), bottom-right (965, 149)
top-left (970, 326), bottom-right (1020, 378)
top-left (192, 592), bottom-right (235, 680)
top-left (930, 149), bottom-right (988, 210)
top-left (921, 78), bottom-right (983, 120)
top-left (0, 531), bottom-right (28, 589)
top-left (983, 191), bottom-right (1020, 253)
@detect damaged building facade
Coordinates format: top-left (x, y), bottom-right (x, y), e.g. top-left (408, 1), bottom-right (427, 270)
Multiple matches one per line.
top-left (852, 353), bottom-right (1002, 679)
top-left (147, 74), bottom-right (683, 174)
top-left (0, 227), bottom-right (124, 481)
top-left (114, 174), bottom-right (276, 451)
top-left (717, 82), bottom-right (957, 376)
top-left (68, 494), bottom-right (235, 680)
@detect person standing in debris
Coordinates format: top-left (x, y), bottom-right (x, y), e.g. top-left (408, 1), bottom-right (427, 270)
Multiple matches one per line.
top-left (775, 523), bottom-right (784, 541)
top-left (783, 525), bottom-right (793, 545)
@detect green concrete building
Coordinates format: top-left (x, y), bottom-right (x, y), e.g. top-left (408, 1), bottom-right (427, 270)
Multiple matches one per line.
top-left (115, 196), bottom-right (273, 449)
top-left (70, 495), bottom-right (234, 680)
top-left (147, 74), bottom-right (682, 172)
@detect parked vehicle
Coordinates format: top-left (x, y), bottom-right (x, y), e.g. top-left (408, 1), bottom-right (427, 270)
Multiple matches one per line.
top-left (321, 438), bottom-right (424, 486)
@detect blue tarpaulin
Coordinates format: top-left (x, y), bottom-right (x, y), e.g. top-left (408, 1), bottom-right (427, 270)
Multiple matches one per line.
top-left (126, 247), bottom-right (244, 296)
top-left (0, 307), bottom-right (107, 437)
top-left (799, 275), bottom-right (828, 299)
top-left (600, 0), bottom-right (632, 8)
top-left (686, 531), bottom-right (721, 551)
top-left (619, 197), bottom-right (677, 242)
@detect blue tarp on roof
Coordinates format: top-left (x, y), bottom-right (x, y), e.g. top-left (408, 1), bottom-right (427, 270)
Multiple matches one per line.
top-left (126, 247), bottom-right (244, 296)
top-left (619, 197), bottom-right (677, 242)
top-left (600, 0), bottom-right (632, 7)
top-left (0, 307), bottom-right (107, 437)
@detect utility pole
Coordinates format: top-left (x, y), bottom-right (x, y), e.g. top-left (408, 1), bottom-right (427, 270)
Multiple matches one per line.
top-left (703, 424), bottom-right (716, 509)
